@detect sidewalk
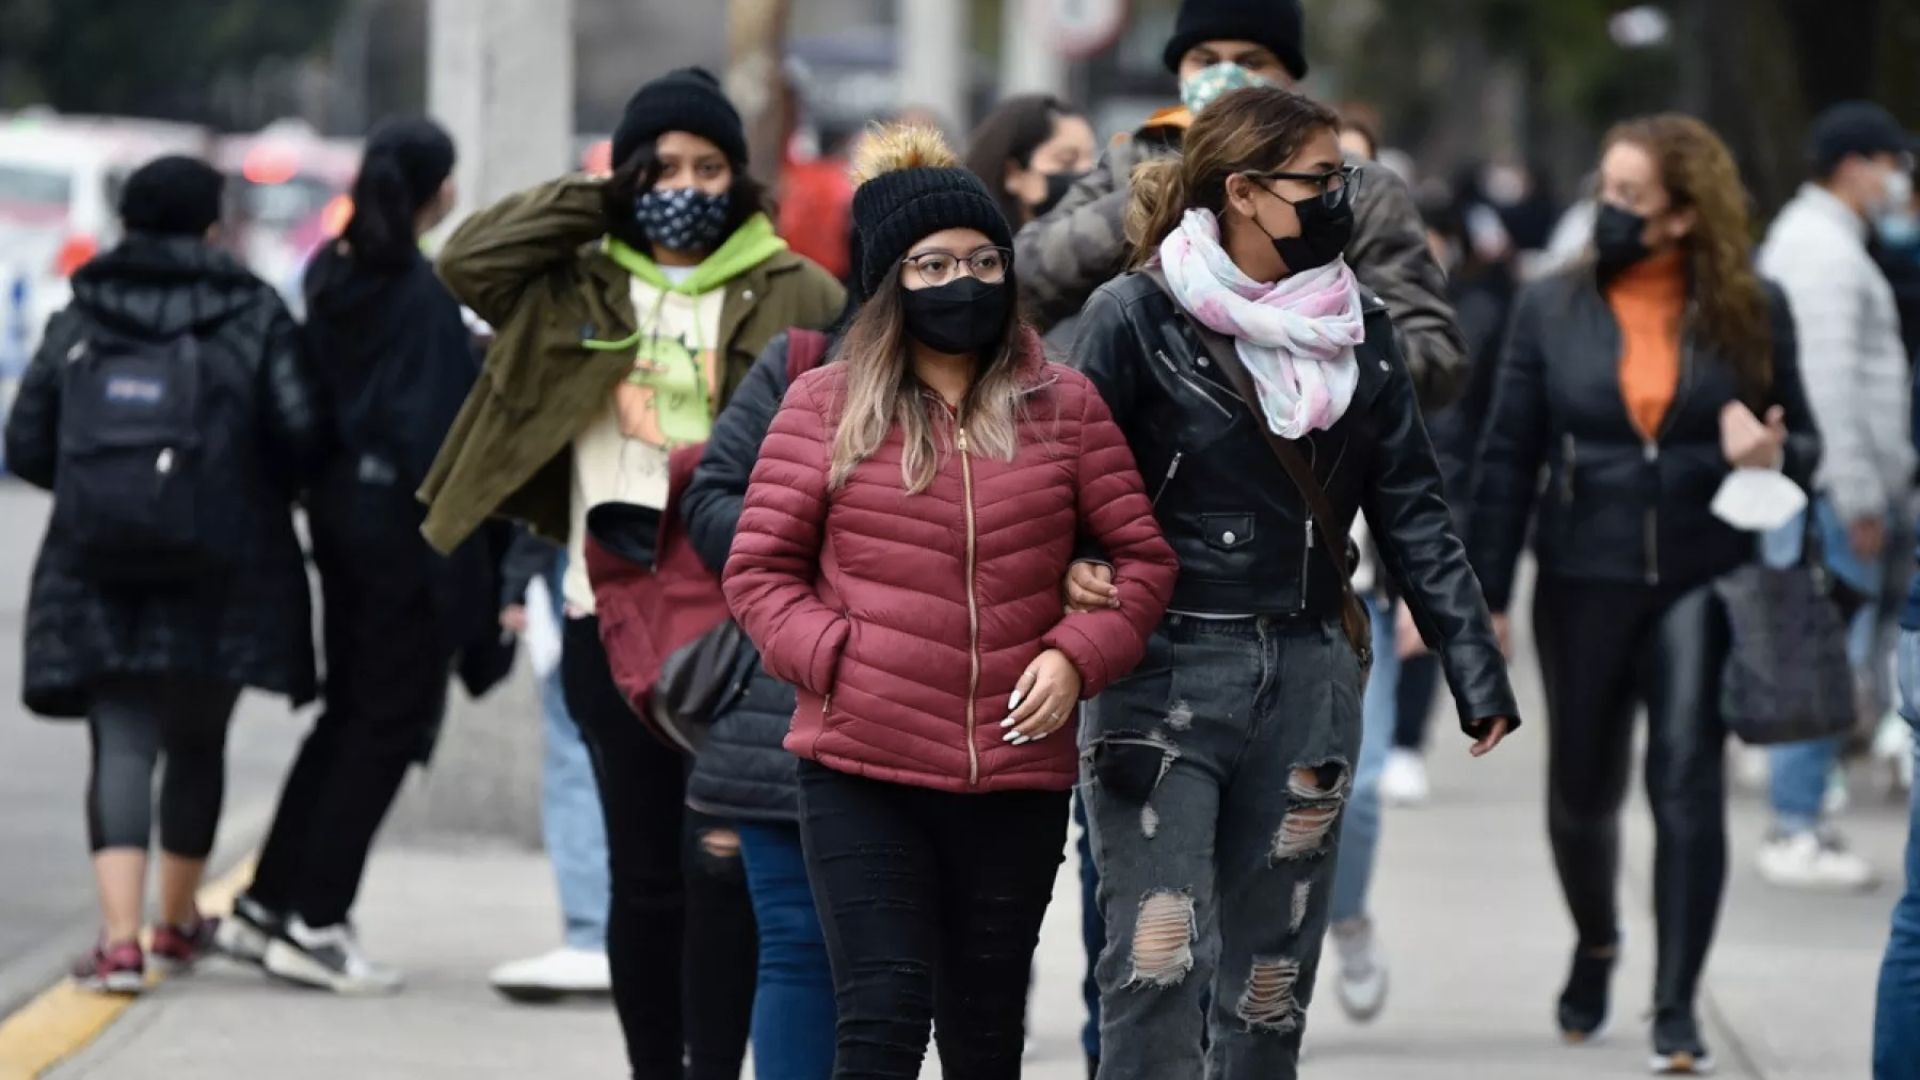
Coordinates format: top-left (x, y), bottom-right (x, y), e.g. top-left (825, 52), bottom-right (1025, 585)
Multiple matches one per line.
top-left (32, 696), bottom-right (1912, 1079)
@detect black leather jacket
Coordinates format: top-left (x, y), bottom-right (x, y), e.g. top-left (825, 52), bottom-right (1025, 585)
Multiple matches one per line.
top-left (1470, 269), bottom-right (1820, 612)
top-left (1072, 272), bottom-right (1518, 731)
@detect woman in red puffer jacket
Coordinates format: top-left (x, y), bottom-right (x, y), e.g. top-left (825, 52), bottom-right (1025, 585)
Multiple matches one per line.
top-left (723, 125), bottom-right (1176, 1079)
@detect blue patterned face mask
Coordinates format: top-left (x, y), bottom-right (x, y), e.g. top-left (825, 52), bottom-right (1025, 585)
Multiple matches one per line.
top-left (637, 186), bottom-right (730, 253)
top-left (1179, 62), bottom-right (1274, 117)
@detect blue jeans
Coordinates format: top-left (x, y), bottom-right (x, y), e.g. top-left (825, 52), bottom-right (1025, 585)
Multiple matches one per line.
top-left (1874, 630), bottom-right (1920, 1078)
top-left (1330, 596), bottom-right (1395, 924)
top-left (539, 553), bottom-right (610, 951)
top-left (1766, 499), bottom-right (1904, 833)
top-left (738, 821), bottom-right (836, 1080)
top-left (1076, 793), bottom-right (1103, 1061)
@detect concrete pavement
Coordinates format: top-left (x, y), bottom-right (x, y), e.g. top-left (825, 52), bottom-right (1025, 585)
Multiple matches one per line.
top-left (28, 700), bottom-right (1910, 1079)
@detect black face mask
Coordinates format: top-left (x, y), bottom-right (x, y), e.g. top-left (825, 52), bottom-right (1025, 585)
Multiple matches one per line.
top-left (1254, 184), bottom-right (1355, 274)
top-left (1593, 202), bottom-right (1653, 276)
top-left (902, 276), bottom-right (1010, 356)
top-left (1032, 169), bottom-right (1088, 219)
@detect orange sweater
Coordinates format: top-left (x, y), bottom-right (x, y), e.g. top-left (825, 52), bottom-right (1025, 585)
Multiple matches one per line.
top-left (1608, 250), bottom-right (1687, 439)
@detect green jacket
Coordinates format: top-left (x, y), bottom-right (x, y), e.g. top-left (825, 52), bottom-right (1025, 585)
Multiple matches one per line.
top-left (421, 176), bottom-right (845, 553)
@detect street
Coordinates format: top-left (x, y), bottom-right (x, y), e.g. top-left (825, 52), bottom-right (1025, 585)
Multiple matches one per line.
top-left (0, 527), bottom-right (1903, 1077)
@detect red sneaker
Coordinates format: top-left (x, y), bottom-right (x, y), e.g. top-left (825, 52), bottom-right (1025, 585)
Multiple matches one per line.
top-left (72, 940), bottom-right (145, 994)
top-left (150, 916), bottom-right (220, 972)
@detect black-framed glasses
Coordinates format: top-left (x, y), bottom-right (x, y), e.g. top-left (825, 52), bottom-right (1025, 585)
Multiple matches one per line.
top-left (1242, 164), bottom-right (1361, 209)
top-left (900, 246), bottom-right (1013, 287)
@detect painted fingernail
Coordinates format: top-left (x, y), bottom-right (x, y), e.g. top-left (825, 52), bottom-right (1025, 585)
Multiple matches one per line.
top-left (1001, 716), bottom-right (1016, 728)
top-left (1007, 733), bottom-right (1029, 745)
top-left (1036, 731), bottom-right (1051, 740)
top-left (1009, 689), bottom-right (1023, 710)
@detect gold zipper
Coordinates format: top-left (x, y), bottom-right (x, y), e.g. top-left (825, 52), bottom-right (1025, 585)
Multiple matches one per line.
top-left (957, 425), bottom-right (983, 788)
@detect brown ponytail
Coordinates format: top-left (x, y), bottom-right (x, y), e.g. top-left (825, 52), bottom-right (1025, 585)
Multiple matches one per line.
top-left (1126, 157), bottom-right (1189, 268)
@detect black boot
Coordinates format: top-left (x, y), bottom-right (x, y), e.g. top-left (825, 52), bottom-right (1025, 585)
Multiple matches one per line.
top-left (1650, 1008), bottom-right (1715, 1075)
top-left (1556, 945), bottom-right (1616, 1042)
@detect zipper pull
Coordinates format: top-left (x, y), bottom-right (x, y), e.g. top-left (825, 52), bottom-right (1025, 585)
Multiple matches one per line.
top-left (156, 448), bottom-right (174, 476)
top-left (1643, 442), bottom-right (1659, 462)
top-left (957, 428), bottom-right (970, 453)
top-left (1166, 451), bottom-right (1182, 479)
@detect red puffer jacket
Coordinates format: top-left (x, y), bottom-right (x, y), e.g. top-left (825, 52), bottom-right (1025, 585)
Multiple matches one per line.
top-left (724, 329), bottom-right (1177, 793)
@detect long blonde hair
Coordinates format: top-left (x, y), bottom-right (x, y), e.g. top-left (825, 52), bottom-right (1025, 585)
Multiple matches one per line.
top-left (1126, 86), bottom-right (1342, 267)
top-left (831, 125), bottom-right (1027, 493)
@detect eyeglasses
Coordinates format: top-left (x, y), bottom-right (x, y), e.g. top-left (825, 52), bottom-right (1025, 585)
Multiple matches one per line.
top-left (901, 246), bottom-right (1013, 287)
top-left (1242, 164), bottom-right (1361, 209)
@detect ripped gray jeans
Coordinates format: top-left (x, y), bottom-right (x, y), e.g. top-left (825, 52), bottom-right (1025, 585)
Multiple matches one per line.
top-left (1082, 614), bottom-right (1364, 1079)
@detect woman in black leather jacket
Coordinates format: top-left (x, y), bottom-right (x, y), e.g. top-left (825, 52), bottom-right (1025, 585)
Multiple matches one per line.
top-left (1067, 86), bottom-right (1516, 1080)
top-left (1471, 115), bottom-right (1818, 1074)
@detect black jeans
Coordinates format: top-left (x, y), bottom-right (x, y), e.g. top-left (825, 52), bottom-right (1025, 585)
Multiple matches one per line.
top-left (564, 616), bottom-right (757, 1080)
top-left (1534, 575), bottom-right (1729, 1014)
top-left (797, 760), bottom-right (1067, 1080)
top-left (248, 505), bottom-right (450, 929)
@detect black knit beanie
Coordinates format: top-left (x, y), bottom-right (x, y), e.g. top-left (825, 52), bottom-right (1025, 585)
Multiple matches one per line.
top-left (1162, 0), bottom-right (1308, 80)
top-left (119, 155), bottom-right (224, 237)
top-left (851, 127), bottom-right (1013, 297)
top-left (611, 67), bottom-right (748, 170)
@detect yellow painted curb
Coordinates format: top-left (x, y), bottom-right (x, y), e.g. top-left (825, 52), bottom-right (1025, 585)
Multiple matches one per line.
top-left (0, 856), bottom-right (255, 1080)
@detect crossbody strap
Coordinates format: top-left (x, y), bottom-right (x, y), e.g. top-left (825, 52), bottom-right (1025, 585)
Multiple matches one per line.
top-left (1141, 267), bottom-right (1371, 660)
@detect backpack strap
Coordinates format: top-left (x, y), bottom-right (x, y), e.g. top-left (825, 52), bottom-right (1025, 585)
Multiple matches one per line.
top-left (786, 328), bottom-right (830, 385)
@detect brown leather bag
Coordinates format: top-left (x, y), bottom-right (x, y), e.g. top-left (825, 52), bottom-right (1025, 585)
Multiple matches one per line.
top-left (1142, 268), bottom-right (1373, 665)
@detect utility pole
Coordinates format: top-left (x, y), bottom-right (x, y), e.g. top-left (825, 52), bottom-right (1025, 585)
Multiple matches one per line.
top-left (429, 0), bottom-right (575, 233)
top-left (1000, 0), bottom-right (1067, 98)
top-left (391, 0), bottom-right (577, 846)
top-left (727, 0), bottom-right (792, 189)
top-left (898, 0), bottom-right (970, 132)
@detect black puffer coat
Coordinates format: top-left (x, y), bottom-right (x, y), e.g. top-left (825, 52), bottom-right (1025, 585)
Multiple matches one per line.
top-left (6, 236), bottom-right (325, 718)
top-left (680, 332), bottom-right (817, 821)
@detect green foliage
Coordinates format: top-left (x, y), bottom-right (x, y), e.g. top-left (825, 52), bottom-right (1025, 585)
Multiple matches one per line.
top-left (0, 0), bottom-right (348, 126)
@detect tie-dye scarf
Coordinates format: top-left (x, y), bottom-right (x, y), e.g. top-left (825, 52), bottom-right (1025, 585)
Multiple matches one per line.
top-left (1159, 208), bottom-right (1365, 438)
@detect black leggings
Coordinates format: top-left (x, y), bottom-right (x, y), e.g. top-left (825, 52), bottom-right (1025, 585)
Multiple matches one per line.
top-left (86, 676), bottom-right (240, 855)
top-left (563, 616), bottom-right (758, 1080)
top-left (798, 760), bottom-right (1067, 1080)
top-left (1534, 575), bottom-right (1729, 1014)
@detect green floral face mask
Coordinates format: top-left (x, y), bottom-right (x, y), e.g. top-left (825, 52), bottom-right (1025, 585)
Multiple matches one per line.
top-left (1179, 61), bottom-right (1274, 116)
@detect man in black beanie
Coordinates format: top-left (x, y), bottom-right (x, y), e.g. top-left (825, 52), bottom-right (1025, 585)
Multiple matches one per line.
top-left (1014, 0), bottom-right (1462, 410)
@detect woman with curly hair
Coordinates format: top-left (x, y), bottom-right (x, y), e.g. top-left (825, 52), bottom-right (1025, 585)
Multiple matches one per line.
top-left (1472, 114), bottom-right (1820, 1073)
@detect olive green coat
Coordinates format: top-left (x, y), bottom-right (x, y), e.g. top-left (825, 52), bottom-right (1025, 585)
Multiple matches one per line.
top-left (420, 176), bottom-right (845, 553)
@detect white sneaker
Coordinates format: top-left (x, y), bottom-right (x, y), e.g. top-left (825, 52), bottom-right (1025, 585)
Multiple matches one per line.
top-left (489, 946), bottom-right (611, 1003)
top-left (264, 916), bottom-right (404, 995)
top-left (1330, 916), bottom-right (1388, 1023)
top-left (1379, 749), bottom-right (1430, 806)
top-left (1755, 831), bottom-right (1878, 892)
top-left (1872, 712), bottom-right (1914, 791)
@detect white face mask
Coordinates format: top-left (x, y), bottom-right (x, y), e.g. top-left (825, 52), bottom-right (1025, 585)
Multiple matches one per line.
top-left (1883, 166), bottom-right (1914, 216)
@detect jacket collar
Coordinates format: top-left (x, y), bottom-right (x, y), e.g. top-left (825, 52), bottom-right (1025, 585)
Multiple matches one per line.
top-left (1790, 182), bottom-right (1870, 244)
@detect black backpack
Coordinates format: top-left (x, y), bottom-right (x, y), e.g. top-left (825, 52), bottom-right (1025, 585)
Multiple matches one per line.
top-left (53, 328), bottom-right (228, 582)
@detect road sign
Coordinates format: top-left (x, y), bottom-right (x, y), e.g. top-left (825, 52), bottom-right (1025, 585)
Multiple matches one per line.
top-left (1045, 0), bottom-right (1128, 59)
